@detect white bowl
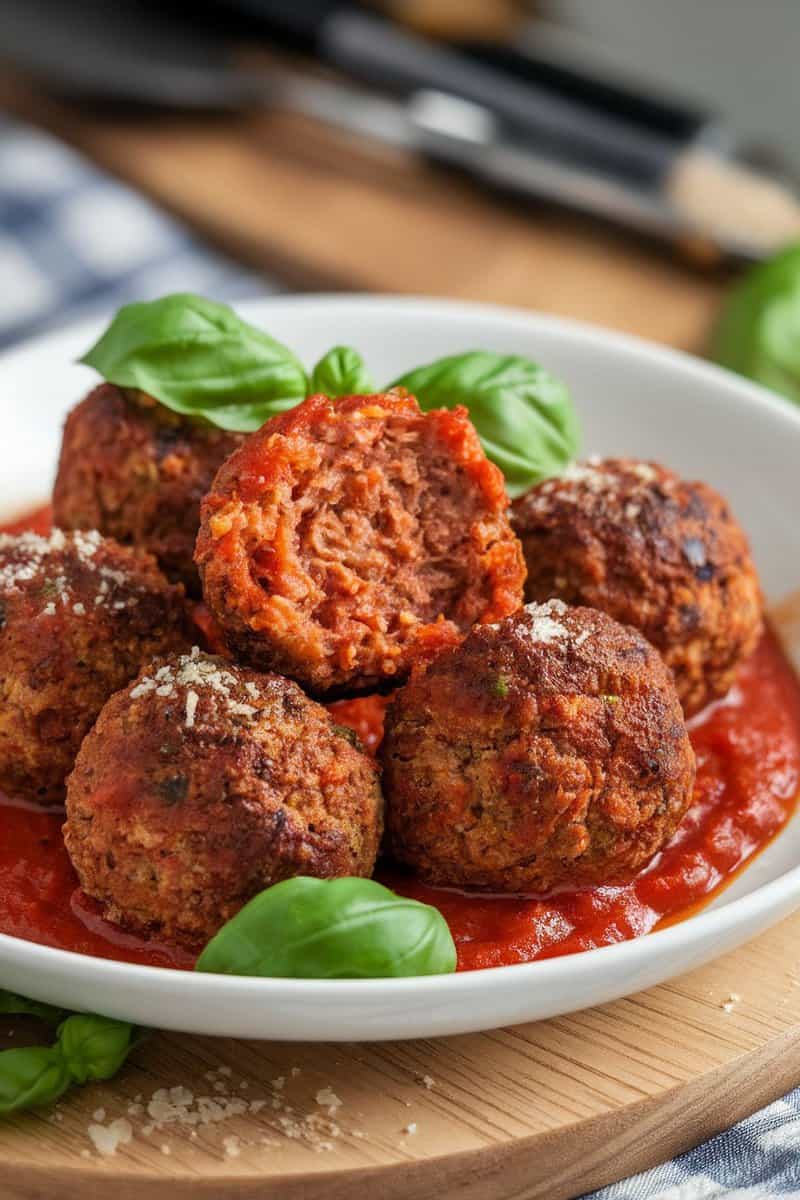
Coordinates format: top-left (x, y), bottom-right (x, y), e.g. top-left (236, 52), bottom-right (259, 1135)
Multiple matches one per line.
top-left (1, 294), bottom-right (799, 1041)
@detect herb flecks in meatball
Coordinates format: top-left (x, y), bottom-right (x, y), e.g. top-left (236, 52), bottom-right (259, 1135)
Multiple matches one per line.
top-left (64, 650), bottom-right (383, 945)
top-left (381, 601), bottom-right (696, 894)
top-left (512, 457), bottom-right (763, 715)
top-left (196, 390), bottom-right (526, 696)
top-left (0, 529), bottom-right (187, 804)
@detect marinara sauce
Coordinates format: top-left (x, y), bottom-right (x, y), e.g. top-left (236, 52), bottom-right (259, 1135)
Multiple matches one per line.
top-left (1, 507), bottom-right (799, 972)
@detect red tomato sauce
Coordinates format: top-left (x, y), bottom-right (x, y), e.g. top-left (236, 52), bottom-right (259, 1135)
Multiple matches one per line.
top-left (1, 504), bottom-right (53, 536)
top-left (1, 509), bottom-right (799, 972)
top-left (381, 629), bottom-right (800, 968)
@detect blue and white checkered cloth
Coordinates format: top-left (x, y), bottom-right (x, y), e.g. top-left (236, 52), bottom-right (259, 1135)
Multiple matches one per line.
top-left (585, 1093), bottom-right (800, 1198)
top-left (2, 114), bottom-right (800, 1199)
top-left (0, 115), bottom-right (269, 349)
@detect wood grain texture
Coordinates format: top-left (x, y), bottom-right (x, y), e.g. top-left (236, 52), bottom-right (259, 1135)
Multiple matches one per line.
top-left (0, 76), bottom-right (786, 1199)
top-left (3, 918), bottom-right (800, 1199)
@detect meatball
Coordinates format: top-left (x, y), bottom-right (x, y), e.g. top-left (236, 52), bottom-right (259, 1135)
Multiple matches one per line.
top-left (381, 600), bottom-right (695, 893)
top-left (0, 529), bottom-right (187, 804)
top-left (196, 390), bottom-right (526, 695)
top-left (64, 650), bottom-right (383, 944)
top-left (53, 384), bottom-right (243, 594)
top-left (512, 458), bottom-right (763, 716)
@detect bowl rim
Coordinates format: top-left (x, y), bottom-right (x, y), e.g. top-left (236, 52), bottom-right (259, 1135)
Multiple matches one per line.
top-left (2, 291), bottom-right (800, 1002)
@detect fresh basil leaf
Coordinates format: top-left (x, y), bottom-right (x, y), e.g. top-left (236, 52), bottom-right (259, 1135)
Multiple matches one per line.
top-left (391, 351), bottom-right (580, 497)
top-left (0, 996), bottom-right (140, 1115)
top-left (0, 1047), bottom-right (71, 1114)
top-left (58, 1014), bottom-right (140, 1085)
top-left (196, 876), bottom-right (457, 979)
top-left (713, 244), bottom-right (800, 405)
top-left (80, 293), bottom-right (309, 432)
top-left (0, 990), bottom-right (64, 1024)
top-left (311, 346), bottom-right (374, 397)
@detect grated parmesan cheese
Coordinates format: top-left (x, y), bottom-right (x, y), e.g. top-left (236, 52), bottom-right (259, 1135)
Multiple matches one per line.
top-left (129, 649), bottom-right (268, 726)
top-left (559, 462), bottom-right (616, 492)
top-left (518, 599), bottom-right (570, 645)
top-left (80, 1067), bottom-right (367, 1160)
top-left (0, 528), bottom-right (140, 615)
top-left (185, 690), bottom-right (199, 728)
top-left (315, 1087), bottom-right (342, 1111)
top-left (87, 1117), bottom-right (133, 1157)
top-left (529, 458), bottom-right (661, 524)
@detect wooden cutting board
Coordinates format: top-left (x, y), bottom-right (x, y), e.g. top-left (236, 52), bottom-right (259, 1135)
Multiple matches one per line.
top-left (1, 75), bottom-right (786, 1200)
top-left (4, 919), bottom-right (800, 1200)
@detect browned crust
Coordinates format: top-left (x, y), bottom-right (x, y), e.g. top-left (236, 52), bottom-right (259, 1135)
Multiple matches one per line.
top-left (512, 458), bottom-right (763, 716)
top-left (0, 531), bottom-right (188, 804)
top-left (64, 652), bottom-right (384, 944)
top-left (381, 601), bottom-right (696, 893)
top-left (53, 384), bottom-right (243, 594)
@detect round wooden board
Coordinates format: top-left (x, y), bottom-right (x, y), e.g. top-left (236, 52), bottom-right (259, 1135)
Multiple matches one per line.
top-left (3, 912), bottom-right (800, 1200)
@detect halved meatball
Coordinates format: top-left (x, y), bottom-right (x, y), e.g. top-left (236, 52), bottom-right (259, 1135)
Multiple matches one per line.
top-left (381, 600), bottom-right (696, 893)
top-left (64, 650), bottom-right (383, 945)
top-left (195, 390), bottom-right (526, 696)
top-left (0, 529), bottom-right (187, 804)
top-left (53, 384), bottom-right (243, 594)
top-left (512, 458), bottom-right (763, 716)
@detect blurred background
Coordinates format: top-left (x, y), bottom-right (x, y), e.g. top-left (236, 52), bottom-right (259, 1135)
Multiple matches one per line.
top-left (1, 0), bottom-right (799, 357)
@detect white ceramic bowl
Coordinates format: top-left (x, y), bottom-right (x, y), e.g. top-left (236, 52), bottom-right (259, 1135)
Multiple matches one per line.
top-left (1, 295), bottom-right (799, 1042)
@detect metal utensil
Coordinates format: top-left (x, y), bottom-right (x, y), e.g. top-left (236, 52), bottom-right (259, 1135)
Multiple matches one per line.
top-left (2, 0), bottom-right (798, 260)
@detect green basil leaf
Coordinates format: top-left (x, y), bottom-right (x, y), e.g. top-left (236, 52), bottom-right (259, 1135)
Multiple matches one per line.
top-left (80, 293), bottom-right (309, 432)
top-left (0, 1047), bottom-right (71, 1114)
top-left (311, 346), bottom-right (374, 397)
top-left (0, 990), bottom-right (64, 1024)
top-left (57, 1014), bottom-right (140, 1084)
top-left (391, 351), bottom-right (580, 497)
top-left (196, 876), bottom-right (457, 979)
top-left (713, 244), bottom-right (800, 405)
top-left (0, 995), bottom-right (140, 1115)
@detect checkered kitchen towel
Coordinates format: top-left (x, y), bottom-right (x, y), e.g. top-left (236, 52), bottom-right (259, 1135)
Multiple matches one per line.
top-left (584, 1093), bottom-right (800, 1199)
top-left (0, 115), bottom-right (268, 348)
top-left (3, 115), bottom-right (800, 1200)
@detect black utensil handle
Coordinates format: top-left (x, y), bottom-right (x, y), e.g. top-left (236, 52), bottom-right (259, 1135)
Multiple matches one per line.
top-left (456, 40), bottom-right (710, 146)
top-left (319, 11), bottom-right (677, 186)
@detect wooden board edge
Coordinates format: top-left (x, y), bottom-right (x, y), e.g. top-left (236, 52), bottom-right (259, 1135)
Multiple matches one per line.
top-left (4, 1023), bottom-right (800, 1200)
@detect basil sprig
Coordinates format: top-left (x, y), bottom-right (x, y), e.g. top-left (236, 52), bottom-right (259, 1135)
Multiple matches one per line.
top-left (82, 294), bottom-right (580, 493)
top-left (713, 243), bottom-right (800, 405)
top-left (311, 345), bottom-right (374, 397)
top-left (391, 351), bottom-right (580, 497)
top-left (196, 876), bottom-right (457, 979)
top-left (0, 990), bottom-right (140, 1114)
top-left (80, 294), bottom-right (309, 432)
